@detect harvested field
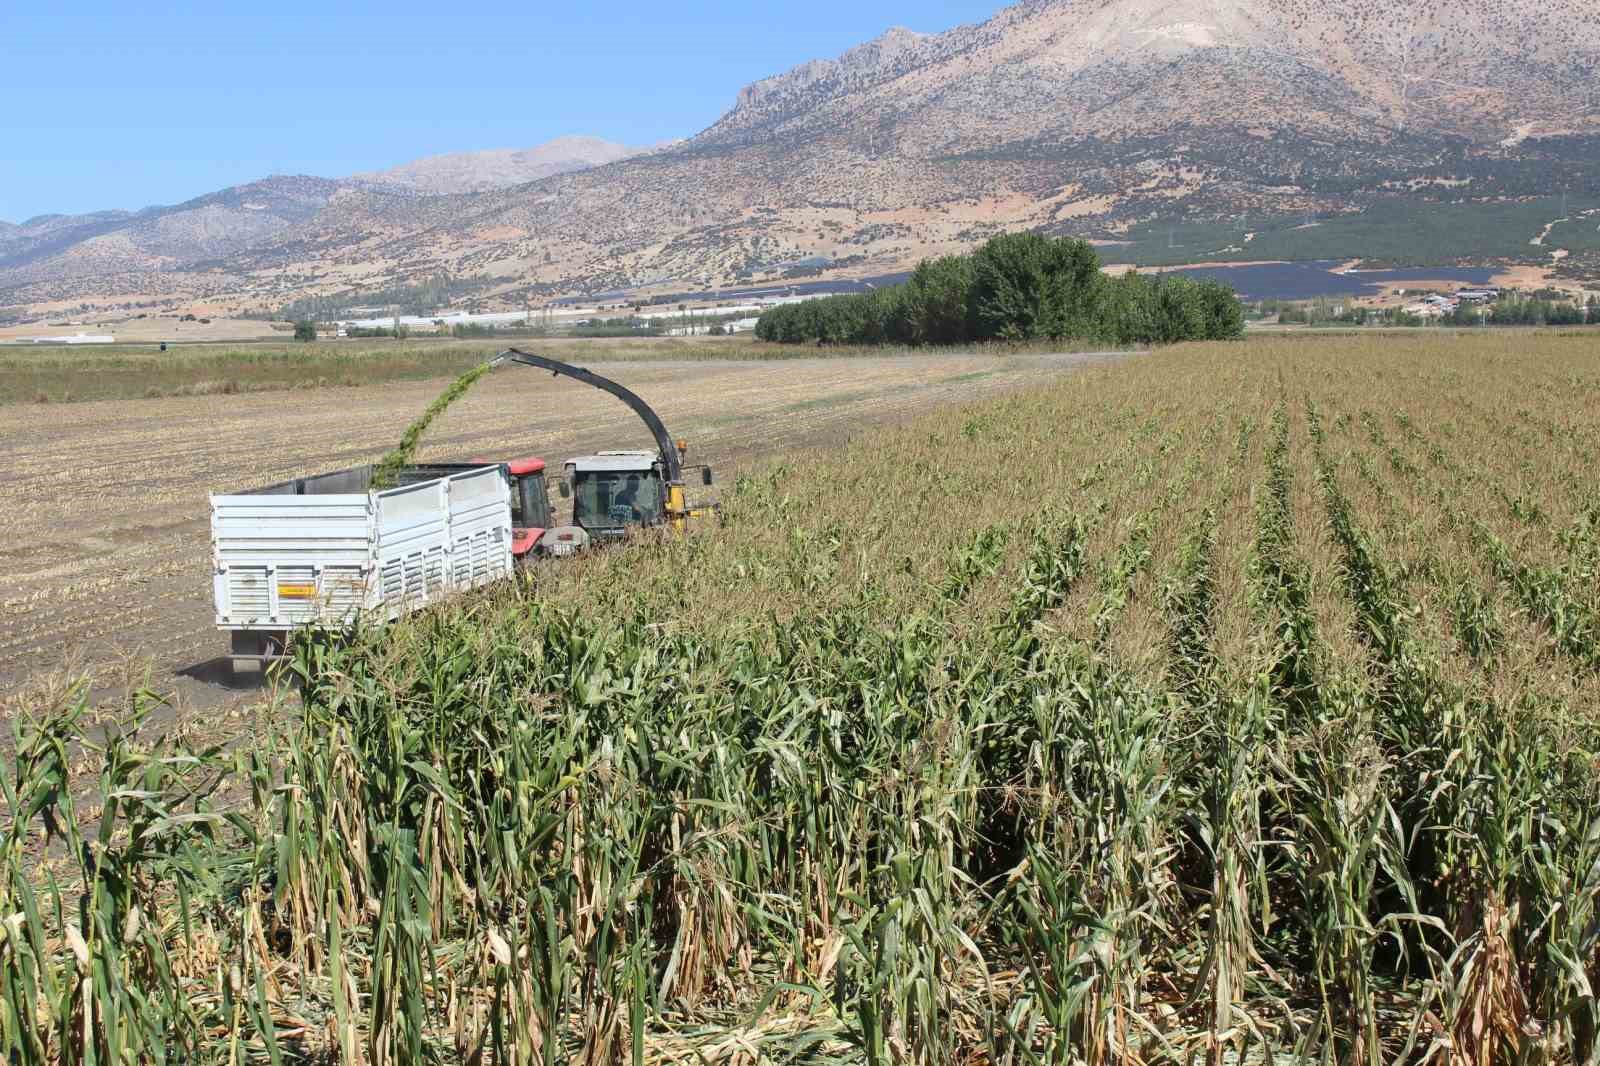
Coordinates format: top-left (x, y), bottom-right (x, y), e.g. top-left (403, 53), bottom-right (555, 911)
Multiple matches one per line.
top-left (0, 352), bottom-right (1104, 710)
top-left (0, 335), bottom-right (1086, 405)
top-left (3, 332), bottom-right (1599, 1064)
top-left (1, 337), bottom-right (761, 405)
top-left (0, 316), bottom-right (281, 346)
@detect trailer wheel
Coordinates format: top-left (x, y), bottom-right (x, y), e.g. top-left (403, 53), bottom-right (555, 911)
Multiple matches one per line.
top-left (229, 631), bottom-right (287, 675)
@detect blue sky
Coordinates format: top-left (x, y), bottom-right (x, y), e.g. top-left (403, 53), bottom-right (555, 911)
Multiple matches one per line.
top-left (1, 2), bottom-right (1003, 223)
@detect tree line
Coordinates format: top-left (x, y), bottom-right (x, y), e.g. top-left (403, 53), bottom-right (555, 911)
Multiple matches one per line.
top-left (277, 273), bottom-right (479, 322)
top-left (1270, 294), bottom-right (1596, 328)
top-left (1465, 295), bottom-right (1593, 327)
top-left (754, 233), bottom-right (1244, 347)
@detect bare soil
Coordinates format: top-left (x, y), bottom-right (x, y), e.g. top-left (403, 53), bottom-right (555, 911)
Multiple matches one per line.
top-left (0, 352), bottom-right (1120, 729)
top-left (0, 316), bottom-right (281, 344)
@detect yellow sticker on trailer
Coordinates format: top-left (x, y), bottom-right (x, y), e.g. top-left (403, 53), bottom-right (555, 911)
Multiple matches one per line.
top-left (278, 583), bottom-right (317, 599)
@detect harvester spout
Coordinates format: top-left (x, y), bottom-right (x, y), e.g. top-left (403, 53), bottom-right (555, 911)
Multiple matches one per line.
top-left (489, 348), bottom-right (684, 482)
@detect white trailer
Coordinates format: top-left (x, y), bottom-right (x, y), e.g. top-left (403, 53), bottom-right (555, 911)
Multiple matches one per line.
top-left (211, 464), bottom-right (512, 665)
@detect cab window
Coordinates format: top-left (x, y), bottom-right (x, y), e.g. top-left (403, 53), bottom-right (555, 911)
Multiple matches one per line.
top-left (508, 476), bottom-right (552, 528)
top-left (573, 471), bottom-right (663, 527)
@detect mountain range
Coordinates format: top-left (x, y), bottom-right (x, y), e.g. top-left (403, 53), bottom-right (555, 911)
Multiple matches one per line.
top-left (351, 136), bottom-right (647, 195)
top-left (4, 0), bottom-right (1598, 321)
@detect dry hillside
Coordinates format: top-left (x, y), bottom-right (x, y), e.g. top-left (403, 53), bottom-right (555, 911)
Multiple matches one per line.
top-left (4, 0), bottom-right (1597, 319)
top-left (351, 136), bottom-right (645, 194)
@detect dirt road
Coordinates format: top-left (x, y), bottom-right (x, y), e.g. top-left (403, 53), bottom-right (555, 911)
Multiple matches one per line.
top-left (0, 352), bottom-right (1121, 717)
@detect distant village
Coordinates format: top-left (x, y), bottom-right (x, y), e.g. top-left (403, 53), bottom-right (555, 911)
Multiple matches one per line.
top-left (1401, 286), bottom-right (1500, 319)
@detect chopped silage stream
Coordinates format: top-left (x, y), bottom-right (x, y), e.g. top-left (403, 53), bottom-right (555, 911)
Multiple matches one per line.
top-left (368, 361), bottom-right (495, 489)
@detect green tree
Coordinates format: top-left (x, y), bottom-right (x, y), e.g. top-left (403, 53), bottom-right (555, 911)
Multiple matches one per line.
top-left (969, 233), bottom-right (1104, 341)
top-left (904, 255), bottom-right (975, 344)
top-left (1149, 276), bottom-right (1208, 344)
top-left (1101, 271), bottom-right (1158, 345)
top-left (1197, 279), bottom-right (1246, 339)
top-left (293, 319), bottom-right (317, 342)
top-left (753, 231), bottom-right (1239, 348)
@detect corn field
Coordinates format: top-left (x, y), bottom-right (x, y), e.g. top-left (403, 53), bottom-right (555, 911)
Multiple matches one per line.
top-left (3, 333), bottom-right (1598, 1064)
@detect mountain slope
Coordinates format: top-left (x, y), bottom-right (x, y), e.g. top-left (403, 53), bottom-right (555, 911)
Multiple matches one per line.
top-left (336, 0), bottom-right (1597, 298)
top-left (0, 177), bottom-right (352, 285)
top-left (353, 136), bottom-right (644, 194)
top-left (5, 0), bottom-right (1598, 319)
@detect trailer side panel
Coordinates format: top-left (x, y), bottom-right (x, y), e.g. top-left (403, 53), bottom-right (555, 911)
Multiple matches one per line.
top-left (211, 493), bottom-right (375, 629)
top-left (211, 465), bottom-right (512, 638)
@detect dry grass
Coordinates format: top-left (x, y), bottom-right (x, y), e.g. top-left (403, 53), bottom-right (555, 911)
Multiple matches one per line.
top-left (0, 335), bottom-right (1046, 406)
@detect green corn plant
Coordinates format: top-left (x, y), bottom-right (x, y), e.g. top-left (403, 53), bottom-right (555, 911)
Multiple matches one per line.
top-left (1252, 403), bottom-right (1320, 723)
top-left (1194, 680), bottom-right (1276, 1064)
top-left (995, 842), bottom-right (1091, 1065)
top-left (938, 523), bottom-right (1013, 603)
top-left (1165, 505), bottom-right (1218, 694)
top-left (998, 655), bottom-right (1179, 1066)
top-left (1268, 695), bottom-right (1395, 1066)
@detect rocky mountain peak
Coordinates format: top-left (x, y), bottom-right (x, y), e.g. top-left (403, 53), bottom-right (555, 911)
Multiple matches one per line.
top-left (728, 25), bottom-right (933, 115)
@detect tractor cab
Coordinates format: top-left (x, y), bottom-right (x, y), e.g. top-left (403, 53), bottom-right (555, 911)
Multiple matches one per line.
top-left (461, 456), bottom-right (553, 559)
top-left (561, 451), bottom-right (667, 543)
top-left (501, 457), bottom-right (554, 558)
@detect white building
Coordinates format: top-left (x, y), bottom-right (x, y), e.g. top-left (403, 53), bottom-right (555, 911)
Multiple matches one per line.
top-left (7, 333), bottom-right (116, 345)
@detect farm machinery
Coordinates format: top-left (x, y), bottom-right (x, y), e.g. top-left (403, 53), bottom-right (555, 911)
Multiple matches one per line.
top-left (485, 348), bottom-right (717, 554)
top-left (211, 350), bottom-right (715, 664)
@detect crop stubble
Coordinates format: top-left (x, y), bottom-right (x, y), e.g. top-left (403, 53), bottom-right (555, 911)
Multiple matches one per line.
top-left (0, 353), bottom-right (1098, 704)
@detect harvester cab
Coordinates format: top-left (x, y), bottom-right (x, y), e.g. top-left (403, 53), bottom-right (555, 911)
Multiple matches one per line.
top-left (556, 448), bottom-right (716, 547)
top-left (562, 451), bottom-right (666, 544)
